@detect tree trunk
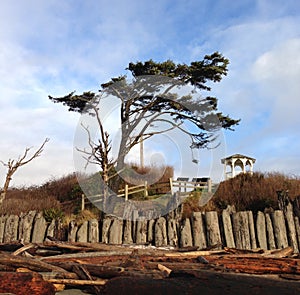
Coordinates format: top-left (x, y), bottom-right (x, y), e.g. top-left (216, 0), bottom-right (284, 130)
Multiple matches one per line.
top-left (0, 171), bottom-right (13, 206)
top-left (0, 192), bottom-right (5, 206)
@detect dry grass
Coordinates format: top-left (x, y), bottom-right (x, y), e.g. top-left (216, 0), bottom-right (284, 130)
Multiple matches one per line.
top-left (181, 172), bottom-right (300, 217)
top-left (63, 209), bottom-right (101, 227)
top-left (3, 170), bottom-right (298, 218)
top-left (0, 188), bottom-right (61, 215)
top-left (1, 173), bottom-right (82, 216)
top-left (213, 172), bottom-right (300, 212)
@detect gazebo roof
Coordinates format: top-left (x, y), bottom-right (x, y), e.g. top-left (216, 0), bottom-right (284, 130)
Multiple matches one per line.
top-left (221, 154), bottom-right (256, 164)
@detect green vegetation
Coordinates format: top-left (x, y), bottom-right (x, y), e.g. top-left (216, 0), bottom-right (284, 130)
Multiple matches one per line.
top-left (43, 207), bottom-right (64, 223)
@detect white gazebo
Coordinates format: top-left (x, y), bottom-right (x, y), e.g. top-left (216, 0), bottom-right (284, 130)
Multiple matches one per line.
top-left (221, 154), bottom-right (256, 180)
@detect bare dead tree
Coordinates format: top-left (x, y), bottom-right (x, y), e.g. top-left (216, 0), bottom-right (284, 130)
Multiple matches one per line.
top-left (76, 91), bottom-right (182, 194)
top-left (0, 138), bottom-right (50, 205)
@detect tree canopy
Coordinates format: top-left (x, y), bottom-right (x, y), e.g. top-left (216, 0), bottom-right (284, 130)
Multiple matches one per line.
top-left (49, 52), bottom-right (240, 195)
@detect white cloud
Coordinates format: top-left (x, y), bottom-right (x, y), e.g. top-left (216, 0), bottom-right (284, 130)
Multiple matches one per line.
top-left (1, 0), bottom-right (300, 187)
top-left (252, 38), bottom-right (300, 132)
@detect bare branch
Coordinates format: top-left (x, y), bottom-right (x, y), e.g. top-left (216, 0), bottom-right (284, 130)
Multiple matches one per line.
top-left (0, 138), bottom-right (50, 205)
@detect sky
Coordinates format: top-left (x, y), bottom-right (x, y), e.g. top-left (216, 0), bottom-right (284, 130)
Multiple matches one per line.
top-left (1, 0), bottom-right (300, 187)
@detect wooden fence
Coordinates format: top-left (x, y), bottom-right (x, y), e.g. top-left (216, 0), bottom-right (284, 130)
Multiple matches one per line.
top-left (82, 182), bottom-right (149, 210)
top-left (170, 178), bottom-right (212, 194)
top-left (82, 178), bottom-right (213, 210)
top-left (1, 201), bottom-right (299, 254)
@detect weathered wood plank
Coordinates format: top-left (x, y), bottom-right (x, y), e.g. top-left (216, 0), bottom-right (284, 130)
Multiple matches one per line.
top-left (68, 220), bottom-right (78, 242)
top-left (265, 213), bottom-right (276, 250)
top-left (76, 221), bottom-right (88, 243)
top-left (3, 215), bottom-right (19, 243)
top-left (147, 219), bottom-right (155, 245)
top-left (247, 211), bottom-right (257, 249)
top-left (123, 219), bottom-right (133, 244)
top-left (192, 212), bottom-right (207, 249)
top-left (18, 211), bottom-right (36, 243)
top-left (46, 219), bottom-right (56, 240)
top-left (221, 209), bottom-right (235, 248)
top-left (0, 215), bottom-right (7, 243)
top-left (31, 212), bottom-right (47, 243)
top-left (167, 218), bottom-right (178, 247)
top-left (256, 211), bottom-right (267, 250)
top-left (109, 218), bottom-right (123, 245)
top-left (88, 219), bottom-right (99, 243)
top-left (232, 211), bottom-right (250, 249)
top-left (179, 218), bottom-right (193, 248)
top-left (294, 216), bottom-right (300, 249)
top-left (205, 211), bottom-right (222, 248)
top-left (272, 210), bottom-right (288, 249)
top-left (101, 216), bottom-right (112, 243)
top-left (136, 219), bottom-right (147, 244)
top-left (285, 203), bottom-right (299, 253)
top-left (154, 217), bottom-right (167, 247)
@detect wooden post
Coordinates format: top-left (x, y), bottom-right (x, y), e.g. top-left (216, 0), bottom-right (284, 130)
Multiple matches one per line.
top-left (205, 211), bottom-right (222, 249)
top-left (167, 218), bottom-right (178, 247)
top-left (207, 179), bottom-right (212, 193)
top-left (140, 136), bottom-right (144, 169)
top-left (247, 211), bottom-right (257, 249)
top-left (272, 210), bottom-right (288, 249)
top-left (285, 203), bottom-right (299, 253)
top-left (180, 218), bottom-right (193, 247)
top-left (125, 184), bottom-right (129, 201)
top-left (265, 213), bottom-right (276, 250)
top-left (222, 209), bottom-right (235, 248)
top-left (295, 216), bottom-right (300, 248)
top-left (169, 178), bottom-right (173, 194)
top-left (144, 181), bottom-right (148, 198)
top-left (256, 211), bottom-right (268, 250)
top-left (192, 212), bottom-right (207, 249)
top-left (232, 211), bottom-right (251, 249)
top-left (81, 194), bottom-right (85, 211)
top-left (154, 217), bottom-right (167, 247)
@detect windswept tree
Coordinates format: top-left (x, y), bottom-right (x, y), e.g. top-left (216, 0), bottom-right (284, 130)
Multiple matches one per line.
top-left (49, 52), bottom-right (240, 197)
top-left (0, 138), bottom-right (49, 205)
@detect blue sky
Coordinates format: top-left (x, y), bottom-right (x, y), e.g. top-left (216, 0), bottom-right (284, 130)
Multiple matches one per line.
top-left (1, 0), bottom-right (300, 186)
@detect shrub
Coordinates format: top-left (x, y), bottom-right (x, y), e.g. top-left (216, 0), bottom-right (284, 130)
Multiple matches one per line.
top-left (213, 172), bottom-right (300, 213)
top-left (73, 209), bottom-right (100, 226)
top-left (43, 207), bottom-right (64, 222)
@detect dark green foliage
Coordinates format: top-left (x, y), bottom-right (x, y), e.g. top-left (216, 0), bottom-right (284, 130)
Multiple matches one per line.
top-left (49, 52), bottom-right (240, 143)
top-left (49, 53), bottom-right (240, 193)
top-left (49, 91), bottom-right (96, 113)
top-left (43, 207), bottom-right (64, 222)
top-left (127, 52), bottom-right (229, 90)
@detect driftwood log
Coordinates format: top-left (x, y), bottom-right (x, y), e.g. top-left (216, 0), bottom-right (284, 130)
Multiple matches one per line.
top-left (0, 272), bottom-right (55, 295)
top-left (0, 241), bottom-right (299, 294)
top-left (0, 252), bottom-right (77, 278)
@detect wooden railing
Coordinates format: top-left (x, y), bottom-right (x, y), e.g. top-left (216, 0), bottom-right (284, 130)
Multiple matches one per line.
top-left (118, 182), bottom-right (148, 200)
top-left (170, 178), bottom-right (212, 194)
top-left (82, 181), bottom-right (149, 210)
top-left (82, 178), bottom-right (212, 210)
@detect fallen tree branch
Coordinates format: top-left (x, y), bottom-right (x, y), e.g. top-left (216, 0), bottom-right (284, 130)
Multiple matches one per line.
top-left (0, 252), bottom-right (77, 278)
top-left (46, 278), bottom-right (108, 286)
